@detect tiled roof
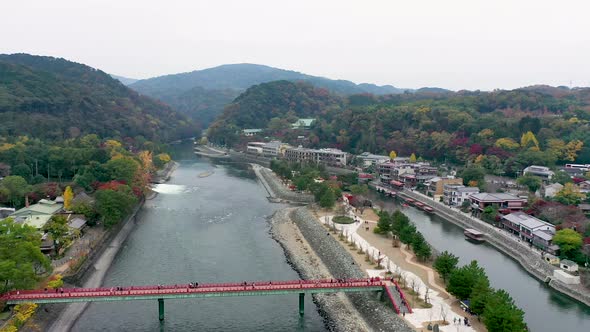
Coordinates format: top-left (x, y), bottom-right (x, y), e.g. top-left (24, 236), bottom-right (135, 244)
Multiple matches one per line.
top-left (470, 192), bottom-right (524, 202)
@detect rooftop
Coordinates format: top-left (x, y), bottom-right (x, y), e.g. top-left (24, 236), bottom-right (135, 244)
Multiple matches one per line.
top-left (533, 230), bottom-right (554, 241)
top-left (11, 200), bottom-right (63, 217)
top-left (503, 212), bottom-right (554, 230)
top-left (243, 129), bottom-right (263, 133)
top-left (470, 192), bottom-right (525, 202)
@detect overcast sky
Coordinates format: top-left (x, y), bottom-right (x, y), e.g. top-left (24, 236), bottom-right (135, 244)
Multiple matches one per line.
top-left (1, 0), bottom-right (589, 90)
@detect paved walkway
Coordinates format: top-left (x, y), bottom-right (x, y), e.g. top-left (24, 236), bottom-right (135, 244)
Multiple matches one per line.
top-left (320, 202), bottom-right (479, 332)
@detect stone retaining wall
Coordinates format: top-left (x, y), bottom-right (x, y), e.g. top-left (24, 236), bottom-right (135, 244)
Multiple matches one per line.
top-left (291, 207), bottom-right (412, 332)
top-left (258, 167), bottom-right (314, 203)
top-left (63, 198), bottom-right (144, 286)
top-left (399, 190), bottom-right (590, 307)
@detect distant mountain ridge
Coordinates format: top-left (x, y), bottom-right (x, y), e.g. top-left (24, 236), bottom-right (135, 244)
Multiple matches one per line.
top-left (131, 63), bottom-right (405, 95)
top-left (0, 53), bottom-right (198, 141)
top-left (110, 74), bottom-right (138, 85)
top-left (128, 63), bottom-right (407, 126)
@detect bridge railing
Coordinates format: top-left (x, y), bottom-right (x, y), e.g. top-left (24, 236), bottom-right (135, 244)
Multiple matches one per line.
top-left (2, 278), bottom-right (386, 301)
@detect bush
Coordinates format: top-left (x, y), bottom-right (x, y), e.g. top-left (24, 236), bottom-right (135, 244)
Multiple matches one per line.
top-left (332, 216), bottom-right (354, 224)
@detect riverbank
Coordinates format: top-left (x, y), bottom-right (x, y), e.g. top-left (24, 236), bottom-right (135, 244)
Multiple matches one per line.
top-left (314, 208), bottom-right (482, 332)
top-left (152, 161), bottom-right (178, 183)
top-left (269, 209), bottom-right (372, 332)
top-left (252, 164), bottom-right (314, 204)
top-left (285, 207), bottom-right (413, 332)
top-left (394, 188), bottom-right (590, 308)
top-left (22, 163), bottom-right (178, 332)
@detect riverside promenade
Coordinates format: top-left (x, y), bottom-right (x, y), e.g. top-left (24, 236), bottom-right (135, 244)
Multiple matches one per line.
top-left (391, 187), bottom-right (590, 307)
top-left (318, 211), bottom-right (478, 332)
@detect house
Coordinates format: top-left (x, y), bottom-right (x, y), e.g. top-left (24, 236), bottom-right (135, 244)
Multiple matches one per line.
top-left (501, 212), bottom-right (556, 252)
top-left (0, 207), bottom-right (16, 219)
top-left (291, 118), bottom-right (315, 129)
top-left (578, 203), bottom-right (590, 215)
top-left (284, 147), bottom-right (348, 167)
top-left (67, 216), bottom-right (87, 233)
top-left (559, 167), bottom-right (584, 178)
top-left (243, 129), bottom-right (263, 137)
top-left (357, 152), bottom-right (390, 167)
top-left (262, 141), bottom-right (291, 158)
top-left (543, 183), bottom-right (563, 198)
top-left (523, 165), bottom-right (554, 181)
top-left (246, 142), bottom-right (265, 155)
top-left (469, 193), bottom-right (527, 214)
top-left (426, 177), bottom-right (463, 198)
top-left (443, 184), bottom-right (480, 206)
top-left (578, 180), bottom-right (590, 193)
top-left (10, 199), bottom-right (63, 230)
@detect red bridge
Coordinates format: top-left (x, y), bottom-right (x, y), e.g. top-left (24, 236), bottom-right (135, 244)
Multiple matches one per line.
top-left (2, 278), bottom-right (409, 321)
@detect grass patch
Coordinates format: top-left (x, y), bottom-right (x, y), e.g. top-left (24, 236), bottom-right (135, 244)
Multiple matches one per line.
top-left (332, 216), bottom-right (354, 224)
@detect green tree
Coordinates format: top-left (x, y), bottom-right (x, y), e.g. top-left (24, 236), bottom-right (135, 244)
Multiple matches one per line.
top-left (71, 201), bottom-right (98, 225)
top-left (482, 206), bottom-right (499, 224)
top-left (552, 229), bottom-right (583, 259)
top-left (399, 223), bottom-right (417, 244)
top-left (517, 174), bottom-right (542, 193)
top-left (11, 163), bottom-right (32, 181)
top-left (376, 211), bottom-right (392, 234)
top-left (433, 251), bottom-right (459, 282)
top-left (105, 157), bottom-right (140, 185)
top-left (483, 289), bottom-right (527, 332)
top-left (411, 232), bottom-right (431, 261)
top-left (461, 166), bottom-right (485, 187)
top-left (319, 188), bottom-right (336, 208)
top-left (0, 175), bottom-right (31, 207)
top-left (43, 215), bottom-right (70, 251)
top-left (447, 260), bottom-right (487, 300)
top-left (391, 210), bottom-right (411, 236)
top-left (409, 153), bottom-right (417, 163)
top-left (95, 187), bottom-right (138, 227)
top-left (551, 170), bottom-right (573, 185)
top-left (469, 277), bottom-right (492, 315)
top-left (0, 218), bottom-right (51, 292)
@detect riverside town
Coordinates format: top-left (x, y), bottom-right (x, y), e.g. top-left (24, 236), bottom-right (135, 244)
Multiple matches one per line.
top-left (2, 2), bottom-right (590, 331)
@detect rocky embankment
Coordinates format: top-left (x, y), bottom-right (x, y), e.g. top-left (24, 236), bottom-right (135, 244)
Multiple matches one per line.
top-left (255, 165), bottom-right (314, 203)
top-left (270, 207), bottom-right (412, 332)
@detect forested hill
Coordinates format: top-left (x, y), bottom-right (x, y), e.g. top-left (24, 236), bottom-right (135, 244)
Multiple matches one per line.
top-left (129, 63), bottom-right (404, 126)
top-left (0, 54), bottom-right (198, 142)
top-left (208, 81), bottom-right (590, 171)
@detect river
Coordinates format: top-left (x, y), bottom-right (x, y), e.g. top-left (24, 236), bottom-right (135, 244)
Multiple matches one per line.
top-left (72, 151), bottom-right (326, 331)
top-left (368, 191), bottom-right (590, 332)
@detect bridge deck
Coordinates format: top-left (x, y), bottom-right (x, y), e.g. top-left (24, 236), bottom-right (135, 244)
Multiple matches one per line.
top-left (2, 278), bottom-right (385, 304)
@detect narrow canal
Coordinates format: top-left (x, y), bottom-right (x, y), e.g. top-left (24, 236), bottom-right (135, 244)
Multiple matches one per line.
top-left (72, 148), bottom-right (326, 331)
top-left (369, 191), bottom-right (590, 332)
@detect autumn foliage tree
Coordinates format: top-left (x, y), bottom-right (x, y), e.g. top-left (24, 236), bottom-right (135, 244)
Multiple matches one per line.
top-left (63, 186), bottom-right (73, 210)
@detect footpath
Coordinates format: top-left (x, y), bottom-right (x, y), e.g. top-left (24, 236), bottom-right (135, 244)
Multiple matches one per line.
top-left (397, 188), bottom-right (590, 307)
top-left (317, 206), bottom-right (480, 332)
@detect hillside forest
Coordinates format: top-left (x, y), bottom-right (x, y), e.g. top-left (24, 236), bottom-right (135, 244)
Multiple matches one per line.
top-left (208, 81), bottom-right (590, 176)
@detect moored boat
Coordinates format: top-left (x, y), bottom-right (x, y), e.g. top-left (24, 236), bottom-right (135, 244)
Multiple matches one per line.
top-left (464, 228), bottom-right (485, 243)
top-left (422, 206), bottom-right (434, 214)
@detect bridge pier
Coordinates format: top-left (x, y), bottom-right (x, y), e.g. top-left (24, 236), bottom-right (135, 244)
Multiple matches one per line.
top-left (299, 293), bottom-right (305, 316)
top-left (158, 298), bottom-right (164, 321)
